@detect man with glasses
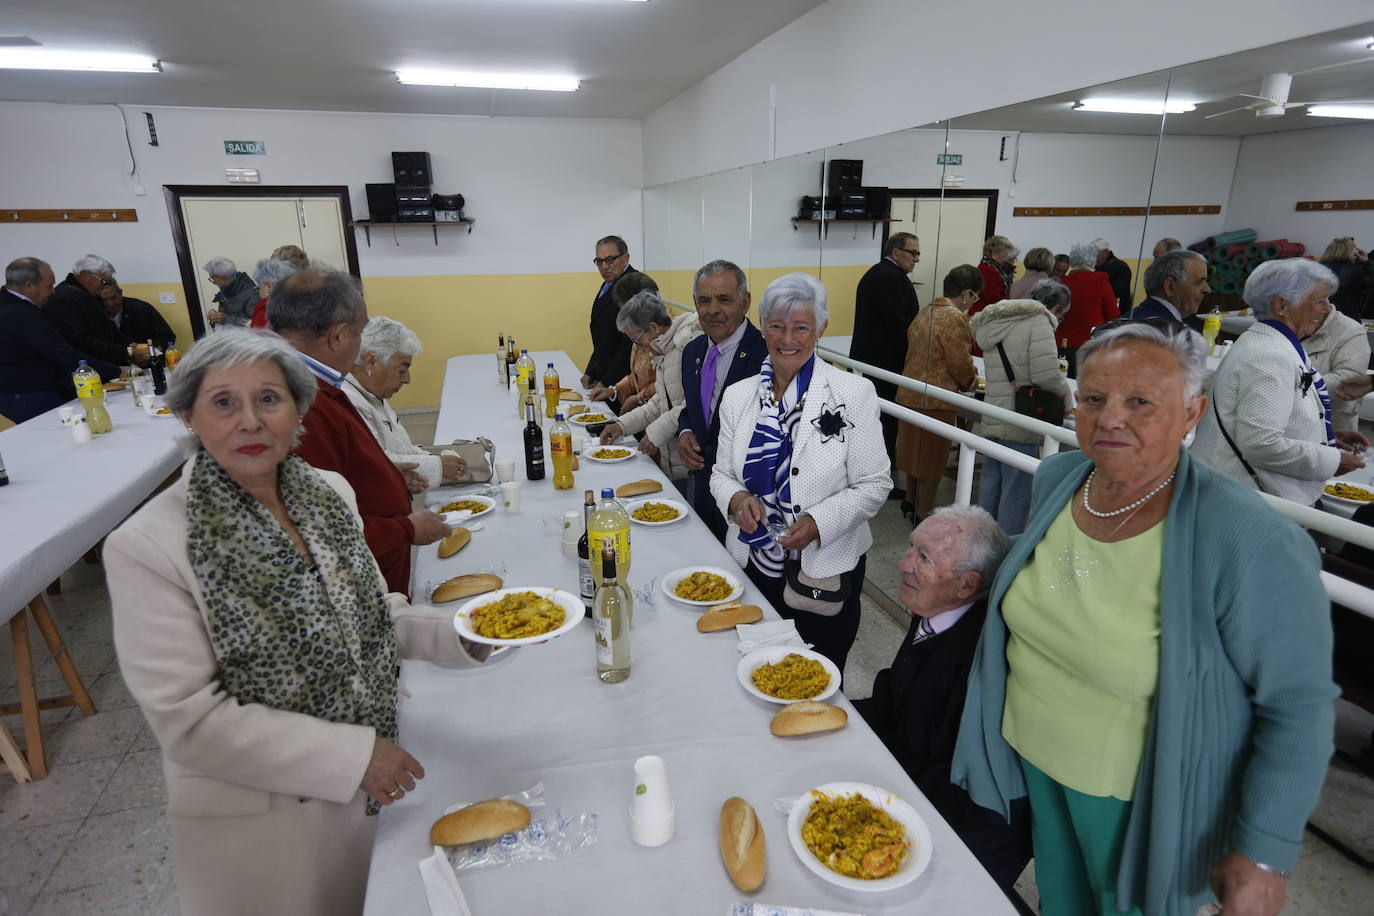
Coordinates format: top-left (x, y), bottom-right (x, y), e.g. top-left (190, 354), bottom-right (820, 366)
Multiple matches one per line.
top-left (47, 253), bottom-right (151, 367)
top-left (582, 235), bottom-right (639, 390)
top-left (851, 232), bottom-right (921, 474)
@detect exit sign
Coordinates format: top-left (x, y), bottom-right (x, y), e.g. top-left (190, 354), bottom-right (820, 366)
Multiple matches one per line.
top-left (937, 153), bottom-right (963, 166)
top-left (224, 140), bottom-right (266, 155)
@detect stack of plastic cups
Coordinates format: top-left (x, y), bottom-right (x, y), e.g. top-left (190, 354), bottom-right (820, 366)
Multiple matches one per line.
top-left (628, 755), bottom-right (675, 847)
top-left (561, 510), bottom-right (581, 558)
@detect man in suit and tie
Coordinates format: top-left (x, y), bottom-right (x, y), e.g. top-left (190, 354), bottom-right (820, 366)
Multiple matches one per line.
top-left (678, 259), bottom-right (765, 542)
top-left (850, 232), bottom-right (921, 471)
top-left (582, 235), bottom-right (639, 391)
top-left (1130, 249), bottom-right (1211, 326)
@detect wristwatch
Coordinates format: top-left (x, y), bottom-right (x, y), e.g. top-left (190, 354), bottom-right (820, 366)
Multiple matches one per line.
top-left (1253, 861), bottom-right (1290, 879)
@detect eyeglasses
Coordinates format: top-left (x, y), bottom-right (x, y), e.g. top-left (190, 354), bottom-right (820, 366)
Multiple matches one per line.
top-left (630, 328), bottom-right (651, 349)
top-left (898, 248), bottom-right (920, 258)
top-left (592, 252), bottom-right (627, 267)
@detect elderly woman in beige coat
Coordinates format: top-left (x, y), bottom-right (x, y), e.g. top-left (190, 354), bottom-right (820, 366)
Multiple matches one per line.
top-left (598, 290), bottom-right (702, 486)
top-left (105, 329), bottom-right (487, 915)
top-left (971, 280), bottom-right (1073, 535)
top-left (1302, 305), bottom-right (1371, 433)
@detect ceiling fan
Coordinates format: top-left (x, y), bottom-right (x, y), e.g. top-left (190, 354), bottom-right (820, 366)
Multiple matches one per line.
top-left (1203, 55), bottom-right (1374, 120)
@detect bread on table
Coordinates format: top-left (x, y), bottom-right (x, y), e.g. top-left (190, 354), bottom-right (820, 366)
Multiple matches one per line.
top-left (431, 573), bottom-right (502, 603)
top-left (615, 479), bottom-right (662, 498)
top-left (429, 797), bottom-right (531, 846)
top-left (696, 602), bottom-right (764, 632)
top-left (769, 700), bottom-right (848, 737)
top-left (718, 797), bottom-right (766, 892)
top-left (437, 527), bottom-right (471, 559)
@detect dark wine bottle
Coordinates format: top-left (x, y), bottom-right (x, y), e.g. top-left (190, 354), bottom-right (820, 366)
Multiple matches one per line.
top-left (523, 396), bottom-right (545, 480)
top-left (578, 489), bottom-right (595, 618)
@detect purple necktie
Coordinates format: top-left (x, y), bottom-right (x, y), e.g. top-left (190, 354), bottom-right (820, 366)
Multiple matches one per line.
top-left (700, 344), bottom-right (721, 425)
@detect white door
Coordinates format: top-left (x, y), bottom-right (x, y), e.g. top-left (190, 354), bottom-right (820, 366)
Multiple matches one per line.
top-left (888, 196), bottom-right (989, 301)
top-left (180, 196), bottom-right (350, 324)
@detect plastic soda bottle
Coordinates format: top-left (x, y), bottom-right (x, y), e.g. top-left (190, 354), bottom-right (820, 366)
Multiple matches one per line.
top-left (543, 363), bottom-right (561, 418)
top-left (72, 361), bottom-right (113, 434)
top-left (1202, 313), bottom-right (1221, 355)
top-left (588, 487), bottom-right (632, 622)
top-left (550, 413), bottom-right (574, 490)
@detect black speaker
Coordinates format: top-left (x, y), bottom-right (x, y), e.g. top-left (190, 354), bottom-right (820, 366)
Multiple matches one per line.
top-left (431, 192), bottom-right (465, 211)
top-left (825, 158), bottom-right (863, 190)
top-left (864, 187), bottom-right (891, 219)
top-left (392, 151), bottom-right (432, 186)
top-left (366, 183), bottom-right (397, 221)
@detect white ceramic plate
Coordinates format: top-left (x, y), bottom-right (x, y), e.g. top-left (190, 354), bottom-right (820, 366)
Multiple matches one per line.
top-left (429, 494), bottom-right (496, 520)
top-left (1320, 479), bottom-right (1374, 507)
top-left (144, 405), bottom-right (175, 418)
top-left (736, 646), bottom-right (840, 705)
top-left (451, 587), bottom-right (584, 646)
top-left (626, 498), bottom-right (690, 527)
top-left (583, 446), bottom-right (636, 464)
top-left (567, 411), bottom-right (614, 427)
top-left (660, 566), bottom-right (744, 606)
top-left (788, 782), bottom-right (933, 892)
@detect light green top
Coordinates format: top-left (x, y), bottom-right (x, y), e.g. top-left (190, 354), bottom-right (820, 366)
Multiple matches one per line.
top-left (1001, 499), bottom-right (1163, 800)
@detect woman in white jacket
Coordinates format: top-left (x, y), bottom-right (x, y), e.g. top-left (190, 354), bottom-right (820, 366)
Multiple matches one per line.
top-left (711, 273), bottom-right (891, 671)
top-left (343, 316), bottom-right (467, 489)
top-left (1192, 259), bottom-right (1367, 505)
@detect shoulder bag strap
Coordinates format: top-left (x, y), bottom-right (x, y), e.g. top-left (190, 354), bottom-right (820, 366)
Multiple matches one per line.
top-left (995, 342), bottom-right (1018, 386)
top-left (1211, 399), bottom-right (1264, 491)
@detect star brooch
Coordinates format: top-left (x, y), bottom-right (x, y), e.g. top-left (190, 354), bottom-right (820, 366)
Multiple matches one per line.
top-left (812, 403), bottom-right (854, 442)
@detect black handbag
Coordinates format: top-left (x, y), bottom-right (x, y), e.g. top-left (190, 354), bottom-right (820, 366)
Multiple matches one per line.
top-left (996, 343), bottom-right (1065, 426)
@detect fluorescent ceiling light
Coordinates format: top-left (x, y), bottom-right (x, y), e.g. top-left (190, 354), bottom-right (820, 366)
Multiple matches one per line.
top-left (0, 49), bottom-right (160, 72)
top-left (1073, 97), bottom-right (1196, 115)
top-left (396, 69), bottom-right (579, 92)
top-left (1307, 104), bottom-right (1374, 120)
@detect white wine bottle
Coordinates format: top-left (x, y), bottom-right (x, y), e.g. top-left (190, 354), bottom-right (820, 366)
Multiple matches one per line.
top-left (594, 543), bottom-right (631, 683)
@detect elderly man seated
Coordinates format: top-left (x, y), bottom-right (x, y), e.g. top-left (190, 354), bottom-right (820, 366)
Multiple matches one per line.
top-left (47, 254), bottom-right (151, 367)
top-left (98, 283), bottom-right (176, 347)
top-left (852, 505), bottom-right (1031, 896)
top-left (204, 256), bottom-right (260, 327)
top-left (344, 316), bottom-right (470, 489)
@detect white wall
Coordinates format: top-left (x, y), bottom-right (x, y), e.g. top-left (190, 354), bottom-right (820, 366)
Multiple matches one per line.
top-left (0, 101), bottom-right (643, 283)
top-left (642, 0), bottom-right (1373, 186)
top-left (1225, 122), bottom-right (1374, 251)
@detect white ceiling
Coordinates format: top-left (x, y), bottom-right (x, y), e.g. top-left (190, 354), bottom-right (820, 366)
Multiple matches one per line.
top-left (0, 0), bottom-right (825, 119)
top-left (950, 22), bottom-right (1374, 137)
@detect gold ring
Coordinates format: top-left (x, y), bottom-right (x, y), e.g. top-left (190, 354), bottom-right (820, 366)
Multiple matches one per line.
top-left (386, 787), bottom-right (401, 799)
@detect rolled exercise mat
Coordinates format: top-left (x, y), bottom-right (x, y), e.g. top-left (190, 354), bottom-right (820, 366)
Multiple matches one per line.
top-left (1275, 240), bottom-right (1306, 258)
top-left (1221, 244), bottom-right (1249, 260)
top-left (1190, 239), bottom-right (1215, 254)
top-left (1206, 229), bottom-right (1258, 249)
top-left (1218, 279), bottom-right (1241, 295)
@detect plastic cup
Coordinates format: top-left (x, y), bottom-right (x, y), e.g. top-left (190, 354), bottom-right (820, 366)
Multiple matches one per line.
top-left (495, 459), bottom-right (516, 483)
top-left (629, 755), bottom-right (675, 846)
top-left (500, 481), bottom-right (522, 512)
top-left (572, 435), bottom-right (586, 454)
top-left (57, 405), bottom-right (76, 426)
top-left (542, 514), bottom-right (564, 538)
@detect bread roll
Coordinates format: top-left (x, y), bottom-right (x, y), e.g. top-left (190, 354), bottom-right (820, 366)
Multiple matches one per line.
top-left (616, 479), bottom-right (662, 498)
top-left (430, 797), bottom-right (531, 846)
top-left (770, 700), bottom-right (848, 737)
top-left (718, 797), bottom-right (766, 892)
top-left (437, 527), bottom-right (471, 559)
top-left (559, 389), bottom-right (583, 402)
top-left (696, 603), bottom-right (764, 633)
top-left (432, 573), bottom-right (502, 603)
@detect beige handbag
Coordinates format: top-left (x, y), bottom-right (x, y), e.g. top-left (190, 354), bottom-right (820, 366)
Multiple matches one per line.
top-left (424, 437), bottom-right (495, 483)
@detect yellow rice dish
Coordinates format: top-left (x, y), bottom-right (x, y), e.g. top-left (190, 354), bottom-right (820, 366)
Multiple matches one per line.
top-left (750, 653), bottom-right (829, 700)
top-left (570, 412), bottom-right (611, 425)
top-left (673, 571), bottom-right (732, 601)
top-left (468, 591), bottom-right (566, 639)
top-left (631, 502), bottom-right (680, 522)
top-left (1325, 482), bottom-right (1374, 502)
top-left (440, 500), bottom-right (489, 514)
top-left (801, 791), bottom-right (910, 880)
top-left (592, 448), bottom-right (632, 460)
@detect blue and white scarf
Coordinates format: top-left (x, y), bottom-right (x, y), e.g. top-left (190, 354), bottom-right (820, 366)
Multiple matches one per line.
top-left (738, 356), bottom-right (815, 577)
top-left (1260, 319), bottom-right (1335, 446)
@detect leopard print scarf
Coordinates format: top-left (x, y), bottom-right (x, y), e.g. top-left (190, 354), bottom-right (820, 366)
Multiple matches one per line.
top-left (186, 449), bottom-right (398, 814)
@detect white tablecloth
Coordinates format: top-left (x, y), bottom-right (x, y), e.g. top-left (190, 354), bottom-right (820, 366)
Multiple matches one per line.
top-left (0, 391), bottom-right (189, 624)
top-left (362, 352), bottom-right (1013, 915)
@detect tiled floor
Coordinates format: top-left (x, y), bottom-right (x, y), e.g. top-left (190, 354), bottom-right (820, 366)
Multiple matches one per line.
top-left (2, 413), bottom-right (1371, 914)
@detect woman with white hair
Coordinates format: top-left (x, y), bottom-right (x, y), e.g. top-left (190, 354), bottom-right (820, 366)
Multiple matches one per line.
top-left (711, 272), bottom-right (892, 671)
top-left (248, 258), bottom-right (297, 329)
top-left (343, 316), bottom-right (468, 488)
top-left (971, 235), bottom-right (1019, 318)
top-left (1055, 241), bottom-right (1120, 376)
top-left (204, 256), bottom-right (260, 327)
top-left (1193, 258), bottom-right (1367, 504)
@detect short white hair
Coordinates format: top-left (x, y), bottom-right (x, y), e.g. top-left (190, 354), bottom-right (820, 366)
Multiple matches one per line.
top-left (759, 272), bottom-right (828, 327)
top-left (925, 505), bottom-right (1010, 598)
top-left (359, 316), bottom-right (422, 364)
top-left (1243, 258), bottom-right (1339, 319)
top-left (1077, 321), bottom-right (1209, 399)
top-left (73, 254), bottom-right (114, 276)
top-left (1069, 242), bottom-right (1098, 269)
top-left (203, 256), bottom-right (236, 278)
top-left (252, 258), bottom-right (296, 289)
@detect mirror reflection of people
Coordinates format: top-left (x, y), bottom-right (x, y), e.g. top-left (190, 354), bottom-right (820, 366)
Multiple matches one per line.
top-left (1318, 236), bottom-right (1374, 319)
top-left (955, 322), bottom-right (1337, 916)
top-left (204, 256), bottom-right (260, 328)
top-left (249, 258), bottom-right (297, 329)
top-left (105, 329), bottom-right (488, 915)
top-left (588, 271), bottom-right (660, 411)
top-left (713, 272), bottom-right (891, 672)
top-left (851, 231), bottom-right (922, 467)
top-left (971, 235), bottom-right (1018, 318)
top-left (1193, 259), bottom-right (1367, 505)
top-left (583, 235), bottom-right (637, 389)
top-left (1056, 242), bottom-right (1120, 377)
top-left (1092, 237), bottom-right (1134, 312)
top-left (270, 244), bottom-right (310, 270)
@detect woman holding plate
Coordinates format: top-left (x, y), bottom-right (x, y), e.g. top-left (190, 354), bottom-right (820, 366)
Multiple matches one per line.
top-left (105, 329), bottom-right (489, 914)
top-left (710, 272), bottom-right (892, 671)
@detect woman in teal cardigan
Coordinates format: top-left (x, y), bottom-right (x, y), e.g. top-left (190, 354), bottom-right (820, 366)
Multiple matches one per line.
top-left (952, 322), bottom-right (1336, 916)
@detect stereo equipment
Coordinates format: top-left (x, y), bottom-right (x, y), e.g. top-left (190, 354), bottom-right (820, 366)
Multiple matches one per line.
top-left (391, 151), bottom-right (432, 186)
top-left (431, 192), bottom-right (465, 211)
top-left (825, 159), bottom-right (863, 191)
top-left (365, 183), bottom-right (397, 221)
top-left (863, 187), bottom-right (891, 219)
top-left (395, 186), bottom-right (433, 222)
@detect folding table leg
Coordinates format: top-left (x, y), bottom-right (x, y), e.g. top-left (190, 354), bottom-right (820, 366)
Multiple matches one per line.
top-left (8, 613), bottom-right (46, 779)
top-left (0, 718), bottom-right (33, 782)
top-left (27, 596), bottom-right (95, 716)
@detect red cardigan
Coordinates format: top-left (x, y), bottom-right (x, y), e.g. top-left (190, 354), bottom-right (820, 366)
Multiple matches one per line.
top-left (294, 382), bottom-right (416, 596)
top-left (1057, 270), bottom-right (1120, 349)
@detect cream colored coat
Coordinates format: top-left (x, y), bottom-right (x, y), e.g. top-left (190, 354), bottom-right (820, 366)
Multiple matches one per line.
top-left (104, 466), bottom-right (482, 916)
top-left (970, 298), bottom-right (1073, 444)
top-left (1303, 308), bottom-right (1370, 432)
top-left (342, 372), bottom-right (444, 488)
top-left (614, 310), bottom-right (701, 480)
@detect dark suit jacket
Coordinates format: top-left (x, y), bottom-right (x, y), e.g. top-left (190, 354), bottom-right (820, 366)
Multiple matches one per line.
top-left (0, 287), bottom-right (119, 396)
top-left (1100, 253), bottom-right (1134, 312)
top-left (852, 601), bottom-right (1031, 890)
top-left (585, 267), bottom-right (638, 386)
top-left (47, 274), bottom-right (135, 366)
top-left (850, 258), bottom-right (919, 386)
top-left (1129, 297), bottom-right (1183, 325)
top-left (676, 321), bottom-right (767, 537)
top-left (118, 296), bottom-right (177, 346)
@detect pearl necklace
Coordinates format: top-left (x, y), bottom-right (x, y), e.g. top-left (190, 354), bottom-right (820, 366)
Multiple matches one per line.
top-left (1081, 469), bottom-right (1176, 518)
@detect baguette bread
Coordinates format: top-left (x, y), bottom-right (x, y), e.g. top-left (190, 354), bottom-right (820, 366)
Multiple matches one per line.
top-left (718, 797), bottom-right (766, 892)
top-left (696, 602), bottom-right (764, 633)
top-left (429, 797), bottom-right (531, 846)
top-left (437, 527), bottom-right (471, 558)
top-left (616, 479), bottom-right (662, 498)
top-left (432, 573), bottom-right (503, 603)
top-left (770, 700), bottom-right (848, 737)
top-left (559, 389), bottom-right (583, 402)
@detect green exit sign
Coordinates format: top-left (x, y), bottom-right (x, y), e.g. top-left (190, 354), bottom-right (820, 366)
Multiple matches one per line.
top-left (224, 140), bottom-right (266, 155)
top-left (937, 153), bottom-right (963, 166)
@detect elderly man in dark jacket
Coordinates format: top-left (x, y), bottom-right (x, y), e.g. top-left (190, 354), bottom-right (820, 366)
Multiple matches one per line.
top-left (100, 283), bottom-right (176, 347)
top-left (47, 254), bottom-right (151, 367)
top-left (850, 232), bottom-right (921, 471)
